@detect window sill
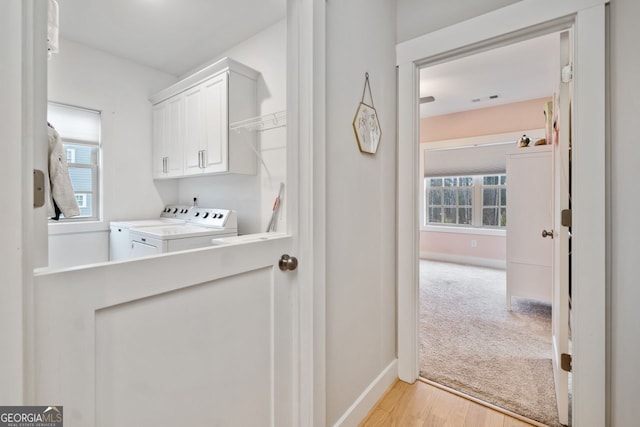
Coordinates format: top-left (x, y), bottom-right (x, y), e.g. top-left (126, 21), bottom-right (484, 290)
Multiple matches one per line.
top-left (48, 220), bottom-right (108, 235)
top-left (421, 225), bottom-right (506, 237)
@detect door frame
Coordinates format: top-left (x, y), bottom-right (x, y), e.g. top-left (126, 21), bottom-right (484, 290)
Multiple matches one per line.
top-left (288, 0), bottom-right (327, 425)
top-left (397, 0), bottom-right (607, 425)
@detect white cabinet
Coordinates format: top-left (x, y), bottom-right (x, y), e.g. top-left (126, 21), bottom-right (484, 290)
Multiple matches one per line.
top-left (152, 96), bottom-right (184, 178)
top-left (506, 145), bottom-right (553, 308)
top-left (183, 73), bottom-right (228, 175)
top-left (151, 57), bottom-right (258, 179)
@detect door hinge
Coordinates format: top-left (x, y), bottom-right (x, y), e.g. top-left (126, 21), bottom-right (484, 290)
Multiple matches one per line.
top-left (33, 169), bottom-right (45, 208)
top-left (561, 209), bottom-right (572, 227)
top-left (561, 64), bottom-right (573, 83)
top-left (561, 353), bottom-right (572, 372)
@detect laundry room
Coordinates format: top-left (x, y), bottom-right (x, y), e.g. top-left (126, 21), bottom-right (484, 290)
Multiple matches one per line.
top-left (45, 0), bottom-right (287, 269)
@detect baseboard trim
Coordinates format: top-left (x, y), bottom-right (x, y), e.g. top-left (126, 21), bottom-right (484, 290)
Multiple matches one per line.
top-left (332, 359), bottom-right (398, 427)
top-left (420, 251), bottom-right (506, 270)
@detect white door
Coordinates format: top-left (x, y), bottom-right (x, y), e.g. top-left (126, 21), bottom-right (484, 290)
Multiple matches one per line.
top-left (26, 1), bottom-right (316, 425)
top-left (551, 30), bottom-right (572, 426)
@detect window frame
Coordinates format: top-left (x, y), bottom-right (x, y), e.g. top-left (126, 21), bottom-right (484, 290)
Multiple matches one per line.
top-left (47, 102), bottom-right (102, 223)
top-left (424, 173), bottom-right (507, 231)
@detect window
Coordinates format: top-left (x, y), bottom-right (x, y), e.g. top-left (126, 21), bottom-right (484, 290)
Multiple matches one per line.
top-left (482, 174), bottom-right (507, 227)
top-left (66, 148), bottom-right (76, 163)
top-left (47, 102), bottom-right (101, 221)
top-left (427, 176), bottom-right (473, 226)
top-left (425, 174), bottom-right (507, 228)
top-left (75, 194), bottom-right (88, 209)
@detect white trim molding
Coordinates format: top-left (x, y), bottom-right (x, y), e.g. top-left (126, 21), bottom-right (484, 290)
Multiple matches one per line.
top-left (397, 1), bottom-right (607, 426)
top-left (332, 360), bottom-right (397, 427)
top-left (420, 252), bottom-right (506, 270)
top-left (288, 0), bottom-right (326, 426)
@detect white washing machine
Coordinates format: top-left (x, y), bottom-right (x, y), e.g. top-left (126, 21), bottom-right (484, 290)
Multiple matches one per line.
top-left (109, 205), bottom-right (192, 261)
top-left (128, 208), bottom-right (238, 259)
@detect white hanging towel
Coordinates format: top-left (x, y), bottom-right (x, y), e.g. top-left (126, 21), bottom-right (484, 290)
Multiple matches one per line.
top-left (47, 0), bottom-right (59, 57)
top-left (47, 125), bottom-right (80, 218)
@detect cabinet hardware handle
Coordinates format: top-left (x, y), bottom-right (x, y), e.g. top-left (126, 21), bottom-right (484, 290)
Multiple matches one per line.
top-left (162, 157), bottom-right (168, 173)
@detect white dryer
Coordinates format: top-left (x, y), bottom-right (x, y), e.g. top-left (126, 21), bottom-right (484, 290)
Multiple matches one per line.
top-left (109, 205), bottom-right (192, 261)
top-left (128, 208), bottom-right (238, 259)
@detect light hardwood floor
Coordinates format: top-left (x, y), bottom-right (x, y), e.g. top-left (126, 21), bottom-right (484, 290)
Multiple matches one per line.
top-left (360, 380), bottom-right (536, 427)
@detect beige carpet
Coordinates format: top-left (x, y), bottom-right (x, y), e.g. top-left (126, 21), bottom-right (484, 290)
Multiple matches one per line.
top-left (419, 260), bottom-right (562, 427)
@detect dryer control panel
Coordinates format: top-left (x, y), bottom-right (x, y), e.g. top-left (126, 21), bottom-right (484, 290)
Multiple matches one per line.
top-left (187, 208), bottom-right (237, 230)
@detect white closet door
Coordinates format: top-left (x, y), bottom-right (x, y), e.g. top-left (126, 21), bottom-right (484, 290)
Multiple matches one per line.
top-left (506, 146), bottom-right (553, 307)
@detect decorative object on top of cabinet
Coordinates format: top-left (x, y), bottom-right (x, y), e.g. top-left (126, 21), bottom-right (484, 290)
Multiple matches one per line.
top-left (230, 110), bottom-right (287, 133)
top-left (518, 134), bottom-right (531, 147)
top-left (150, 57), bottom-right (259, 179)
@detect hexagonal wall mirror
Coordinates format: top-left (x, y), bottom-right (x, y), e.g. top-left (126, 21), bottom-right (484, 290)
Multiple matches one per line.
top-left (352, 102), bottom-right (381, 154)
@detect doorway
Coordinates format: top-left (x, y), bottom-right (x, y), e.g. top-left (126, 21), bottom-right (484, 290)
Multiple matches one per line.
top-left (396, 3), bottom-right (607, 426)
top-left (416, 32), bottom-right (564, 426)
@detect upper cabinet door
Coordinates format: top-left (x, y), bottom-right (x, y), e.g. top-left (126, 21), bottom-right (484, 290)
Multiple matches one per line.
top-left (182, 72), bottom-right (228, 175)
top-left (183, 84), bottom-right (206, 176)
top-left (152, 101), bottom-right (168, 178)
top-left (201, 72), bottom-right (229, 174)
top-left (166, 95), bottom-right (185, 177)
top-left (152, 96), bottom-right (184, 179)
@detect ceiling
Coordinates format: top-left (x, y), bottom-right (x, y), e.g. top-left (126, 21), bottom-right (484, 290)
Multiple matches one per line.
top-left (56, 1), bottom-right (558, 116)
top-left (419, 32), bottom-right (561, 117)
top-left (56, 0), bottom-right (287, 76)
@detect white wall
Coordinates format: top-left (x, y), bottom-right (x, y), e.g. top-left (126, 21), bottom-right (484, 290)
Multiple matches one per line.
top-left (609, 0), bottom-right (640, 424)
top-left (47, 20), bottom-right (286, 267)
top-left (396, 0), bottom-right (521, 43)
top-left (325, 0), bottom-right (397, 424)
top-left (47, 38), bottom-right (179, 268)
top-left (177, 20), bottom-right (287, 235)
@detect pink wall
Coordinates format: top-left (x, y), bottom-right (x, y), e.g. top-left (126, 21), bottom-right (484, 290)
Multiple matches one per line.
top-left (419, 97), bottom-right (550, 266)
top-left (420, 97), bottom-right (551, 143)
top-left (420, 230), bottom-right (506, 263)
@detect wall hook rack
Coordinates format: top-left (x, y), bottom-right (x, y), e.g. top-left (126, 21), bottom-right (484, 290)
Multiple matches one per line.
top-left (229, 110), bottom-right (287, 133)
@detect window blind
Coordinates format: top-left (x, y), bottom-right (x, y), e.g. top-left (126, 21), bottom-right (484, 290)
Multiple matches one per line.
top-left (48, 102), bottom-right (100, 143)
top-left (424, 142), bottom-right (514, 177)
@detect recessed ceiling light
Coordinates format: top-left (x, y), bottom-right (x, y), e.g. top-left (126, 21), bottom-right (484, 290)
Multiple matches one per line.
top-left (471, 95), bottom-right (500, 103)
